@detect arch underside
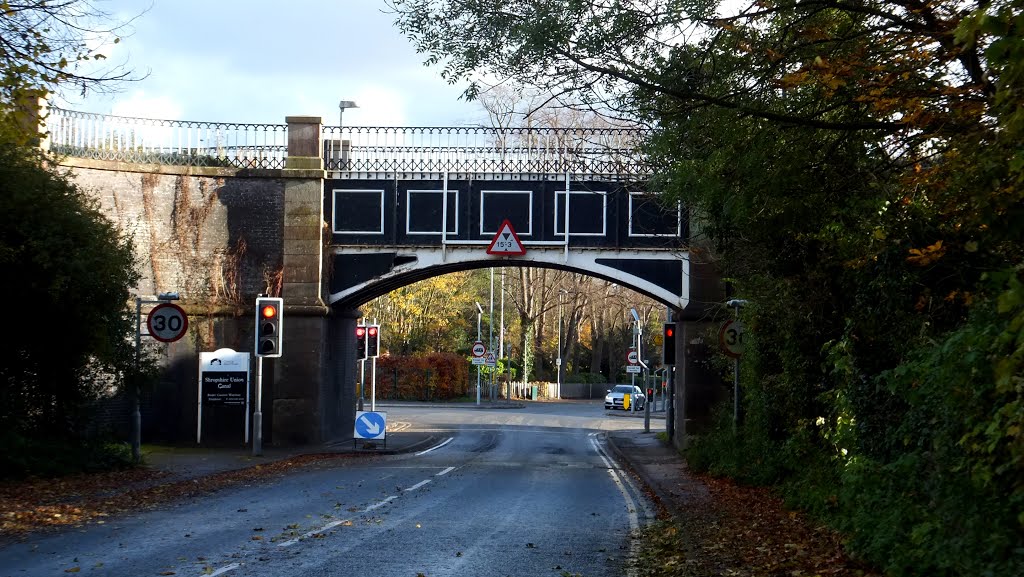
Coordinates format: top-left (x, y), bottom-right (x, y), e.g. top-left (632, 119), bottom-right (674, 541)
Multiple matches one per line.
top-left (328, 246), bottom-right (690, 310)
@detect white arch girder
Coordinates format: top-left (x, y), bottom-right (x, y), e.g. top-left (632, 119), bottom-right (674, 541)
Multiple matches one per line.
top-left (328, 245), bottom-right (690, 309)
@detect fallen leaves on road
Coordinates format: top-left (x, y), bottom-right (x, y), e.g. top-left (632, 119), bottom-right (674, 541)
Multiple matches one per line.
top-left (0, 453), bottom-right (361, 538)
top-left (635, 473), bottom-right (881, 577)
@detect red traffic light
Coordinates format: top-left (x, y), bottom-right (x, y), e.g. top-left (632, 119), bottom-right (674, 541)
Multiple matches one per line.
top-left (355, 326), bottom-right (366, 337)
top-left (368, 326), bottom-right (378, 337)
top-left (665, 326), bottom-right (674, 337)
top-left (261, 304), bottom-right (277, 319)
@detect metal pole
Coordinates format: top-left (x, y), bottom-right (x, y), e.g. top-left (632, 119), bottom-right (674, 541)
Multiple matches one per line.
top-left (499, 269), bottom-right (505, 359)
top-left (358, 359), bottom-right (365, 411)
top-left (476, 308), bottom-right (482, 406)
top-left (733, 357), bottom-right (740, 432)
top-left (132, 297), bottom-right (142, 463)
top-left (371, 356), bottom-right (377, 412)
top-left (252, 356), bottom-right (263, 456)
top-left (644, 383), bottom-right (651, 432)
top-left (666, 307), bottom-right (675, 442)
top-left (489, 269), bottom-right (495, 401)
top-left (557, 293), bottom-right (562, 400)
top-left (731, 303), bottom-right (742, 432)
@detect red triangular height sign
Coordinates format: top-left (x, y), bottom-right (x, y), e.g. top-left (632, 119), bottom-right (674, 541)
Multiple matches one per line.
top-left (486, 219), bottom-right (526, 256)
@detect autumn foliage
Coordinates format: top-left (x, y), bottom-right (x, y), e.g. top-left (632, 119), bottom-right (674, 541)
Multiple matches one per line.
top-left (374, 353), bottom-right (471, 401)
top-left (390, 0), bottom-right (1024, 574)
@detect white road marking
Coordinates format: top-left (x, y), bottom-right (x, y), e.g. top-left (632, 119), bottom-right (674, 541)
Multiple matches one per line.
top-left (436, 466), bottom-right (457, 476)
top-left (207, 562), bottom-right (240, 576)
top-left (415, 436), bottom-right (453, 455)
top-left (362, 495), bottom-right (398, 512)
top-left (589, 433), bottom-right (652, 577)
top-left (405, 479), bottom-right (431, 492)
top-left (277, 519), bottom-right (347, 548)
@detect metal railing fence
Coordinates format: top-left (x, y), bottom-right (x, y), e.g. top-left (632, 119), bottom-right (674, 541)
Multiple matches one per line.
top-left (322, 125), bottom-right (651, 176)
top-left (45, 107), bottom-right (288, 169)
top-left (43, 107), bottom-right (652, 175)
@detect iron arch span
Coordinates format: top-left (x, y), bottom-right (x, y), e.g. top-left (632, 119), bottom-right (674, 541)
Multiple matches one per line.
top-left (328, 246), bottom-right (690, 311)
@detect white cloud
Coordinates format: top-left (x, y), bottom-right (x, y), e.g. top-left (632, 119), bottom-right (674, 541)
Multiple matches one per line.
top-left (109, 91), bottom-right (183, 121)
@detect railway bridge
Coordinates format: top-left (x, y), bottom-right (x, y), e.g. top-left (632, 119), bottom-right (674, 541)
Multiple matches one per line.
top-left (44, 107), bottom-right (722, 446)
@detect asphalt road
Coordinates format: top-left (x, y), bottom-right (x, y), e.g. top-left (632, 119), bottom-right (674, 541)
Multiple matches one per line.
top-left (0, 401), bottom-right (658, 577)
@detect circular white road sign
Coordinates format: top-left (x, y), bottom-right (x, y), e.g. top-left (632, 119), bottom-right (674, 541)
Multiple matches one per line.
top-left (626, 349), bottom-right (639, 365)
top-left (471, 341), bottom-right (486, 357)
top-left (719, 319), bottom-right (745, 358)
top-left (147, 303), bottom-right (189, 343)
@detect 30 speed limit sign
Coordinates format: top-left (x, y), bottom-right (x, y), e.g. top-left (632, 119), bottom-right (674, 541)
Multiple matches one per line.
top-left (719, 319), bottom-right (745, 358)
top-left (147, 303), bottom-right (189, 342)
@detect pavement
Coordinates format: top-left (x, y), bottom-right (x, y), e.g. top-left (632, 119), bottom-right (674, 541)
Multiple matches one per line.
top-left (142, 401), bottom-right (697, 519)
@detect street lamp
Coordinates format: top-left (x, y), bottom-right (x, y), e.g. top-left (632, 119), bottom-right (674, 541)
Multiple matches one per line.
top-left (338, 100), bottom-right (358, 129)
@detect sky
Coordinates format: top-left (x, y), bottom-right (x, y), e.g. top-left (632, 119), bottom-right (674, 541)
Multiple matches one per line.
top-left (54, 0), bottom-right (486, 127)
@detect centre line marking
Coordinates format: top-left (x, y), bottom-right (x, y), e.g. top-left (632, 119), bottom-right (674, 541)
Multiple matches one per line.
top-left (277, 519), bottom-right (346, 547)
top-left (208, 562), bottom-right (239, 576)
top-left (405, 479), bottom-right (431, 492)
top-left (363, 495), bottom-right (397, 512)
top-left (436, 466), bottom-right (456, 476)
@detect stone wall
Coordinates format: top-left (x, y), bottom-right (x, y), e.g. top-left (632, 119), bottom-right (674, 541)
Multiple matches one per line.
top-left (67, 162), bottom-right (286, 304)
top-left (62, 156), bottom-right (342, 447)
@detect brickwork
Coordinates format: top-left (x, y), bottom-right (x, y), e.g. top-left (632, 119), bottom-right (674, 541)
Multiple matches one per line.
top-left (67, 164), bottom-right (286, 303)
top-left (63, 155), bottom-right (340, 446)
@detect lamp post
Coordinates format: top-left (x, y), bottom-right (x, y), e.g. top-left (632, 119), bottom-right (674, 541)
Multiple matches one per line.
top-left (557, 289), bottom-right (570, 400)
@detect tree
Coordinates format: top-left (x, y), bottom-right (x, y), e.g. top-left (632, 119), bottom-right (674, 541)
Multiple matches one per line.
top-left (0, 1), bottom-right (139, 145)
top-left (390, 1), bottom-right (1024, 573)
top-left (361, 272), bottom-right (476, 355)
top-left (0, 142), bottom-right (140, 472)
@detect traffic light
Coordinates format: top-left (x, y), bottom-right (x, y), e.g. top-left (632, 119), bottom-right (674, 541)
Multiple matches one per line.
top-left (355, 325), bottom-right (367, 360)
top-left (255, 297), bottom-right (283, 358)
top-left (662, 322), bottom-right (676, 365)
top-left (366, 325), bottom-right (380, 358)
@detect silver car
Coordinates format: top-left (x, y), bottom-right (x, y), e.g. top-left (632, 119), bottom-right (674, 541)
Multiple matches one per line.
top-left (604, 384), bottom-right (646, 411)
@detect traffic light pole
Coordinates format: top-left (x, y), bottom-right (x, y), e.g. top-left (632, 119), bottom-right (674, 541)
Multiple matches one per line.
top-left (665, 307), bottom-right (675, 443)
top-left (253, 356), bottom-right (263, 456)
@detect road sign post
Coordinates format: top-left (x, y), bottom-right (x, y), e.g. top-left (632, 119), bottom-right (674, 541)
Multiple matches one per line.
top-left (147, 303), bottom-right (189, 343)
top-left (133, 293), bottom-right (184, 463)
top-left (721, 300), bottom-right (749, 431)
top-left (354, 411), bottom-right (387, 449)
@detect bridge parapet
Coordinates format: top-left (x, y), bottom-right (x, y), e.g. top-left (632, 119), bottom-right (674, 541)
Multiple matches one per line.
top-left (45, 107), bottom-right (289, 169)
top-left (44, 107), bottom-right (652, 176)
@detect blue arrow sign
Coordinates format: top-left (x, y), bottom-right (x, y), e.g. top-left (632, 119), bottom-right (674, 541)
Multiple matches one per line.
top-left (354, 411), bottom-right (387, 439)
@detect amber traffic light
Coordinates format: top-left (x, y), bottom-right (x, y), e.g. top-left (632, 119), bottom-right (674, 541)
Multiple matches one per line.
top-left (255, 297), bottom-right (283, 358)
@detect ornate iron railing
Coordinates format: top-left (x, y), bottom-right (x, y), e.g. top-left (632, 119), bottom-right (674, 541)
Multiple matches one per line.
top-left (322, 125), bottom-right (650, 176)
top-left (45, 107), bottom-right (288, 169)
top-left (44, 107), bottom-right (652, 175)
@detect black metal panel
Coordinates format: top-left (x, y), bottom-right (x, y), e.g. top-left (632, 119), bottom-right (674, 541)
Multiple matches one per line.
top-left (397, 180), bottom-right (459, 242)
top-left (330, 253), bottom-right (399, 294)
top-left (628, 192), bottom-right (681, 237)
top-left (595, 258), bottom-right (683, 296)
top-left (478, 185), bottom-right (534, 237)
top-left (327, 179), bottom-right (401, 245)
top-left (554, 188), bottom-right (609, 235)
top-left (326, 177), bottom-right (687, 248)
